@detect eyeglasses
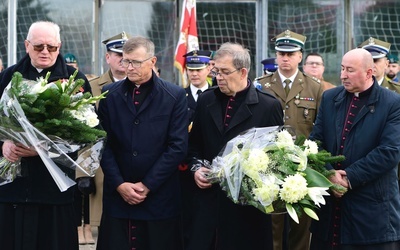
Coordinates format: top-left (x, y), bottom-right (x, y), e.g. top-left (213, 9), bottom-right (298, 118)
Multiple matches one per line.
top-left (27, 40), bottom-right (59, 52)
top-left (305, 61), bottom-right (324, 66)
top-left (210, 68), bottom-right (240, 77)
top-left (121, 56), bottom-right (153, 68)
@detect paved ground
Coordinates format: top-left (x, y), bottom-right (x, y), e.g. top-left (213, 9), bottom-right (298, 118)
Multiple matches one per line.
top-left (79, 227), bottom-right (98, 250)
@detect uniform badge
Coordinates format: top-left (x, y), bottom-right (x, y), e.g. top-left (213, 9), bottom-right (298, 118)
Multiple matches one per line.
top-left (294, 94), bottom-right (300, 105)
top-left (264, 82), bottom-right (271, 88)
top-left (303, 108), bottom-right (309, 118)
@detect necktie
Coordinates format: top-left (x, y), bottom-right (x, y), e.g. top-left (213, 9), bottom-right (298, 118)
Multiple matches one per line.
top-left (284, 79), bottom-right (291, 95)
top-left (197, 89), bottom-right (203, 96)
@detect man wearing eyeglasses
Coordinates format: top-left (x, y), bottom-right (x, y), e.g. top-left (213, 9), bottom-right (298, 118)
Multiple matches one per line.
top-left (0, 21), bottom-right (91, 250)
top-left (97, 36), bottom-right (188, 250)
top-left (187, 42), bottom-right (283, 250)
top-left (303, 52), bottom-right (336, 91)
top-left (255, 30), bottom-right (324, 250)
top-left (359, 37), bottom-right (400, 93)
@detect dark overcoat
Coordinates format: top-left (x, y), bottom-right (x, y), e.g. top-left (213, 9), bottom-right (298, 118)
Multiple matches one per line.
top-left (187, 82), bottom-right (284, 250)
top-left (98, 73), bottom-right (188, 220)
top-left (309, 81), bottom-right (400, 245)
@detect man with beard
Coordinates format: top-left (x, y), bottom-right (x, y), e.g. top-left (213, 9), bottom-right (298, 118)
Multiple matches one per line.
top-left (386, 53), bottom-right (399, 83)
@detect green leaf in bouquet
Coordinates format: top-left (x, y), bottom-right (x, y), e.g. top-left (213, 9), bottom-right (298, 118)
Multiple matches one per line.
top-left (286, 203), bottom-right (299, 224)
top-left (303, 207), bottom-right (319, 221)
top-left (303, 167), bottom-right (332, 188)
top-left (58, 93), bottom-right (71, 107)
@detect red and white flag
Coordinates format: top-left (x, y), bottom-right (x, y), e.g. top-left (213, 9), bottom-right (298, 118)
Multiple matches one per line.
top-left (174, 0), bottom-right (199, 87)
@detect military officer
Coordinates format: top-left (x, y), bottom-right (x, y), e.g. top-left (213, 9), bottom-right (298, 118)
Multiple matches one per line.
top-left (184, 50), bottom-right (212, 125)
top-left (180, 50), bottom-right (212, 248)
top-left (76, 32), bottom-right (132, 236)
top-left (386, 53), bottom-right (400, 83)
top-left (90, 31), bottom-right (132, 100)
top-left (359, 37), bottom-right (400, 92)
top-left (254, 29), bottom-right (323, 250)
top-left (261, 57), bottom-right (278, 75)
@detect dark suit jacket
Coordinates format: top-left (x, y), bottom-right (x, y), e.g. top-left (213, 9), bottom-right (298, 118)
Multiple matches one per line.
top-left (309, 81), bottom-right (400, 245)
top-left (185, 85), bottom-right (209, 124)
top-left (187, 82), bottom-right (283, 250)
top-left (98, 73), bottom-right (188, 220)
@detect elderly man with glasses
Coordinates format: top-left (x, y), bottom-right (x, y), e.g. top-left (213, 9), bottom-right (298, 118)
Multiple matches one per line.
top-left (0, 21), bottom-right (91, 250)
top-left (187, 42), bottom-right (283, 250)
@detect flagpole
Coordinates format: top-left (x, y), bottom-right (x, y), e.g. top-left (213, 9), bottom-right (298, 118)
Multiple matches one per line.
top-left (174, 0), bottom-right (199, 88)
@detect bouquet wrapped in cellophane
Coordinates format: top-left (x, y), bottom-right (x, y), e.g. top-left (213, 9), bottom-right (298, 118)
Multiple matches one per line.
top-left (0, 71), bottom-right (107, 191)
top-left (196, 126), bottom-right (345, 223)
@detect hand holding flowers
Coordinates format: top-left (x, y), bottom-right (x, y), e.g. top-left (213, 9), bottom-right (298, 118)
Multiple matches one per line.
top-left (0, 71), bottom-right (107, 191)
top-left (196, 126), bottom-right (346, 223)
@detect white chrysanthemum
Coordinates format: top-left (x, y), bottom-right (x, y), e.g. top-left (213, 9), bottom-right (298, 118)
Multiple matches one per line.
top-left (253, 175), bottom-right (280, 207)
top-left (279, 173), bottom-right (308, 203)
top-left (276, 130), bottom-right (295, 148)
top-left (303, 139), bottom-right (318, 155)
top-left (69, 105), bottom-right (99, 127)
top-left (308, 187), bottom-right (329, 207)
top-left (243, 148), bottom-right (270, 172)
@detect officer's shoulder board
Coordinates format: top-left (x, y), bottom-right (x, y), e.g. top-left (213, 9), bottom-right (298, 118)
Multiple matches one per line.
top-left (89, 75), bottom-right (100, 83)
top-left (303, 72), bottom-right (321, 84)
top-left (253, 73), bottom-right (271, 82)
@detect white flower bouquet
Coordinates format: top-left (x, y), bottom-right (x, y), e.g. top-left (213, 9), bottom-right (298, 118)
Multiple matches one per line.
top-left (199, 126), bottom-right (345, 223)
top-left (0, 71), bottom-right (107, 191)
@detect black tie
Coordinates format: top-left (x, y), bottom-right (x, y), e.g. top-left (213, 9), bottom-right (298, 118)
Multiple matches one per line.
top-left (197, 89), bottom-right (203, 96)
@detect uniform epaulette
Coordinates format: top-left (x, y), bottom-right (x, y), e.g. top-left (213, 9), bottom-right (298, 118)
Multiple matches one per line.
top-left (89, 76), bottom-right (100, 83)
top-left (253, 73), bottom-right (271, 82)
top-left (303, 72), bottom-right (321, 84)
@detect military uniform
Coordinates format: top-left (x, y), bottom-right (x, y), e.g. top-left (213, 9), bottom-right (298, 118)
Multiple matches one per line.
top-left (90, 69), bottom-right (115, 100)
top-left (181, 50), bottom-right (212, 248)
top-left (381, 77), bottom-right (400, 93)
top-left (76, 32), bottom-right (131, 228)
top-left (255, 30), bottom-right (323, 250)
top-left (255, 71), bottom-right (322, 138)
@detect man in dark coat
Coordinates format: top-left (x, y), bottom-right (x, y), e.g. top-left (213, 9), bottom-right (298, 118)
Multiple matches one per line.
top-left (0, 21), bottom-right (90, 250)
top-left (187, 42), bottom-right (283, 250)
top-left (97, 36), bottom-right (188, 250)
top-left (309, 48), bottom-right (400, 249)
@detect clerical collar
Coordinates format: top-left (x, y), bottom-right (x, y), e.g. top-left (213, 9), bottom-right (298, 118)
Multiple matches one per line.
top-left (351, 84), bottom-right (373, 98)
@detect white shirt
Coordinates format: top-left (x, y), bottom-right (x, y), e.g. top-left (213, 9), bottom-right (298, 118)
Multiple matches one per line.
top-left (278, 69), bottom-right (299, 89)
top-left (190, 84), bottom-right (208, 102)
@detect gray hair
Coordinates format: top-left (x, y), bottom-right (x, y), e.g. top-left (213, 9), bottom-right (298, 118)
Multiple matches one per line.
top-left (123, 36), bottom-right (155, 56)
top-left (214, 42), bottom-right (251, 72)
top-left (26, 21), bottom-right (61, 43)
